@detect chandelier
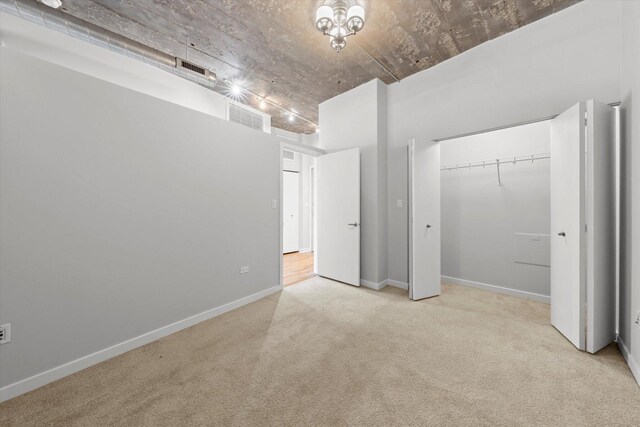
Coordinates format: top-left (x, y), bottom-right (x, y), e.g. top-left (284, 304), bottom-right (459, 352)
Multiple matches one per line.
top-left (315, 0), bottom-right (366, 52)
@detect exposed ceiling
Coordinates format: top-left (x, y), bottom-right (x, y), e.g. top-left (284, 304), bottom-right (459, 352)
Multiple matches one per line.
top-left (53, 0), bottom-right (581, 133)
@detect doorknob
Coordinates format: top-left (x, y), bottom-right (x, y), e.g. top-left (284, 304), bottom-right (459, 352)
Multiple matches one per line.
top-left (348, 222), bottom-right (359, 227)
top-left (426, 224), bottom-right (432, 229)
top-left (557, 232), bottom-right (566, 236)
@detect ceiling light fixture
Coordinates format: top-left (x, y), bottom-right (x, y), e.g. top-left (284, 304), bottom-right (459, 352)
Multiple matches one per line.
top-left (231, 83), bottom-right (243, 96)
top-left (259, 98), bottom-right (267, 110)
top-left (37, 0), bottom-right (62, 8)
top-left (288, 113), bottom-right (295, 123)
top-left (315, 0), bottom-right (365, 53)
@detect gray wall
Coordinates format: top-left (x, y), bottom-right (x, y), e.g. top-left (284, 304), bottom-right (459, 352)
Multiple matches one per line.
top-left (441, 121), bottom-right (551, 298)
top-left (619, 0), bottom-right (640, 375)
top-left (319, 79), bottom-right (388, 285)
top-left (0, 48), bottom-right (280, 388)
top-left (387, 0), bottom-right (622, 285)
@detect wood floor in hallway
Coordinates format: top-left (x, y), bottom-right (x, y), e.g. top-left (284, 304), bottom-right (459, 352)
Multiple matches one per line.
top-left (283, 251), bottom-right (315, 286)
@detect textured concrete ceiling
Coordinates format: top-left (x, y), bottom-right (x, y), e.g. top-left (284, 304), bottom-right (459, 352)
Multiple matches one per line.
top-left (55, 0), bottom-right (581, 133)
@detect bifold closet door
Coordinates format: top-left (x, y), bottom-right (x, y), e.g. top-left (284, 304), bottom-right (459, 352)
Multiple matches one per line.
top-left (585, 100), bottom-right (616, 354)
top-left (317, 148), bottom-right (360, 286)
top-left (550, 102), bottom-right (586, 350)
top-left (409, 138), bottom-right (441, 300)
top-left (550, 100), bottom-right (615, 353)
top-left (283, 171), bottom-right (300, 254)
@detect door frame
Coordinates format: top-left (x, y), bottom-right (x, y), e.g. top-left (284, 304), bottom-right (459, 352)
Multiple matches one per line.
top-left (279, 142), bottom-right (325, 289)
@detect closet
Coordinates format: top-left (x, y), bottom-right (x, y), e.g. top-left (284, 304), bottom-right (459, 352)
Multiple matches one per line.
top-left (409, 99), bottom-right (617, 354)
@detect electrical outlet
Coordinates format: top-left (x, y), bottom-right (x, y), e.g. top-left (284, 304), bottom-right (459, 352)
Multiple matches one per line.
top-left (396, 199), bottom-right (403, 208)
top-left (0, 324), bottom-right (11, 344)
top-left (635, 312), bottom-right (640, 325)
top-left (240, 266), bottom-right (249, 274)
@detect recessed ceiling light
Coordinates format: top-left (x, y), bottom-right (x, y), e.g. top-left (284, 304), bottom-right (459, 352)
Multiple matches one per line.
top-left (288, 114), bottom-right (295, 123)
top-left (259, 99), bottom-right (267, 110)
top-left (37, 0), bottom-right (62, 8)
top-left (316, 126), bottom-right (320, 133)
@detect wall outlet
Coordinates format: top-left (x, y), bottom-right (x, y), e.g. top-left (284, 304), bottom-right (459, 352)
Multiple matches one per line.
top-left (0, 323), bottom-right (11, 344)
top-left (240, 266), bottom-right (249, 274)
top-left (396, 199), bottom-right (403, 208)
top-left (635, 312), bottom-right (640, 325)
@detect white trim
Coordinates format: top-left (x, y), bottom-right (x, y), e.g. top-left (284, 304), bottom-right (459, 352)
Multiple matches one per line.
top-left (299, 248), bottom-right (312, 253)
top-left (441, 276), bottom-right (550, 304)
top-left (0, 285), bottom-right (281, 403)
top-left (618, 337), bottom-right (640, 387)
top-left (388, 280), bottom-right (409, 290)
top-left (360, 279), bottom-right (388, 291)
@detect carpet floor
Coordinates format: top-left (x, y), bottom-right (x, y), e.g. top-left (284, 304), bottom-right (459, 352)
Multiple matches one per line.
top-left (1, 278), bottom-right (639, 426)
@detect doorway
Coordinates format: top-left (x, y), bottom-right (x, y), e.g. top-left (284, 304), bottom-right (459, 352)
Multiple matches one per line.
top-left (282, 148), bottom-right (317, 287)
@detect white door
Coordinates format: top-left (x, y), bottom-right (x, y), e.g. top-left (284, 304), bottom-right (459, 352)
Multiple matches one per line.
top-left (550, 102), bottom-right (586, 350)
top-left (283, 171), bottom-right (300, 254)
top-left (585, 100), bottom-right (616, 353)
top-left (409, 139), bottom-right (441, 300)
top-left (317, 148), bottom-right (360, 286)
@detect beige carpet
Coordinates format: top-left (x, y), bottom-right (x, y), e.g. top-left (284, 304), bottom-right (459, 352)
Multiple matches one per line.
top-left (1, 278), bottom-right (639, 426)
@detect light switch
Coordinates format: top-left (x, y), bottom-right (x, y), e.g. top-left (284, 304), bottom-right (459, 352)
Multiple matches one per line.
top-left (396, 199), bottom-right (403, 208)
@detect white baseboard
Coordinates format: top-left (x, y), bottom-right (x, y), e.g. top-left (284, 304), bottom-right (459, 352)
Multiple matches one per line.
top-left (441, 276), bottom-right (550, 304)
top-left (360, 279), bottom-right (388, 291)
top-left (387, 280), bottom-right (408, 290)
top-left (298, 248), bottom-right (312, 253)
top-left (0, 285), bottom-right (281, 403)
top-left (618, 337), bottom-right (640, 387)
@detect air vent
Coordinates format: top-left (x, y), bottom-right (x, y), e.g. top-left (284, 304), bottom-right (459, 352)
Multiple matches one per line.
top-left (283, 150), bottom-right (295, 160)
top-left (228, 102), bottom-right (265, 131)
top-left (178, 59), bottom-right (206, 76)
top-left (176, 58), bottom-right (213, 77)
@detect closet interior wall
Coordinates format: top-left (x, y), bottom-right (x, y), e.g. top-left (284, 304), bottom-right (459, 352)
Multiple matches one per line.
top-left (441, 121), bottom-right (551, 301)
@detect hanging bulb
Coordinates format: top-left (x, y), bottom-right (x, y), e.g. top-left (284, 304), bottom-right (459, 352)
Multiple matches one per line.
top-left (347, 5), bottom-right (365, 33)
top-left (316, 5), bottom-right (334, 33)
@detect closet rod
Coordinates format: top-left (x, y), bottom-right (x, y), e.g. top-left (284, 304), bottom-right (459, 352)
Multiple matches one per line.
top-left (440, 153), bottom-right (550, 171)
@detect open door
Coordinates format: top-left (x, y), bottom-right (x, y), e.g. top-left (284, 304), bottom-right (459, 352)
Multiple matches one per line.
top-left (409, 139), bottom-right (441, 300)
top-left (550, 100), bottom-right (616, 353)
top-left (282, 171), bottom-right (300, 254)
top-left (317, 148), bottom-right (360, 286)
top-left (550, 102), bottom-right (586, 350)
top-left (585, 100), bottom-right (616, 353)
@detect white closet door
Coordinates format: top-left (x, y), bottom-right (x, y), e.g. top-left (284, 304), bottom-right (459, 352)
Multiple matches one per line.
top-left (409, 138), bottom-right (441, 300)
top-left (283, 171), bottom-right (300, 254)
top-left (585, 100), bottom-right (616, 353)
top-left (550, 102), bottom-right (586, 350)
top-left (317, 148), bottom-right (360, 286)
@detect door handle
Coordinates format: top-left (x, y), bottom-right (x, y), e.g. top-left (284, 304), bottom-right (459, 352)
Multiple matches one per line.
top-left (426, 224), bottom-right (432, 229)
top-left (348, 222), bottom-right (359, 227)
top-left (557, 232), bottom-right (566, 237)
